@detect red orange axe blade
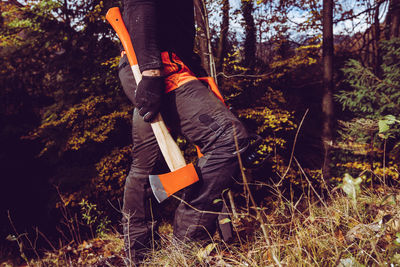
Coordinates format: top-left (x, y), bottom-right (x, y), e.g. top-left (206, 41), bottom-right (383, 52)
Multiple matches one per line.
top-left (149, 163), bottom-right (198, 202)
top-left (106, 7), bottom-right (199, 203)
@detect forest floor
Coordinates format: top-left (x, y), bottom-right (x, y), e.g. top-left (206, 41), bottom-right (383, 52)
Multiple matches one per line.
top-left (3, 181), bottom-right (400, 266)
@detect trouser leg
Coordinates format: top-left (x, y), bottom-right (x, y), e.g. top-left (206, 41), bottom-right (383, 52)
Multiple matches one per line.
top-left (119, 54), bottom-right (165, 265)
top-left (161, 80), bottom-right (248, 241)
top-left (120, 57), bottom-right (248, 255)
top-left (122, 109), bottom-right (167, 265)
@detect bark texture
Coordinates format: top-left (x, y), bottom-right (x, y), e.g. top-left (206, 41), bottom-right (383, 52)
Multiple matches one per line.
top-left (241, 0), bottom-right (256, 69)
top-left (322, 0), bottom-right (334, 180)
top-left (216, 0), bottom-right (230, 72)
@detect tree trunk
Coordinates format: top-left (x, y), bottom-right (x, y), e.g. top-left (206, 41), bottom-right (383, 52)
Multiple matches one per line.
top-left (241, 0), bottom-right (256, 70)
top-left (194, 0), bottom-right (216, 79)
top-left (389, 0), bottom-right (400, 38)
top-left (322, 0), bottom-right (334, 181)
top-left (0, 3), bottom-right (3, 28)
top-left (216, 0), bottom-right (230, 72)
top-left (374, 1), bottom-right (382, 77)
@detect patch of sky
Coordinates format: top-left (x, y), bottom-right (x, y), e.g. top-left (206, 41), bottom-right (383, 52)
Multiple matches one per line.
top-left (207, 0), bottom-right (388, 44)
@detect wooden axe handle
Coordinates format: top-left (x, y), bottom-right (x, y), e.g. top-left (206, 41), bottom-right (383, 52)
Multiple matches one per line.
top-left (106, 7), bottom-right (186, 171)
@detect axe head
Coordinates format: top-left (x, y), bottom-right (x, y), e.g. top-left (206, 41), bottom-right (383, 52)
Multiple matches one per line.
top-left (150, 163), bottom-right (199, 203)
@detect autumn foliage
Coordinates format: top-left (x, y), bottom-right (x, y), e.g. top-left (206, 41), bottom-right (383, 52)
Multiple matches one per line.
top-left (1, 0), bottom-right (400, 265)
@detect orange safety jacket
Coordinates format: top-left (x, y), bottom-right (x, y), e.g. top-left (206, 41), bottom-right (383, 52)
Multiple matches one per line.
top-left (160, 51), bottom-right (226, 158)
top-left (121, 50), bottom-right (224, 104)
top-left (161, 51), bottom-right (224, 104)
top-left (121, 50), bottom-right (225, 158)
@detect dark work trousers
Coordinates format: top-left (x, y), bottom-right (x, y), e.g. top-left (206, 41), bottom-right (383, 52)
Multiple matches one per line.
top-left (118, 55), bottom-right (248, 264)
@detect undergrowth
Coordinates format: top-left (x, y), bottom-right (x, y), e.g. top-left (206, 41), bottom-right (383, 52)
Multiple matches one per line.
top-left (3, 110), bottom-right (400, 266)
top-left (3, 167), bottom-right (400, 266)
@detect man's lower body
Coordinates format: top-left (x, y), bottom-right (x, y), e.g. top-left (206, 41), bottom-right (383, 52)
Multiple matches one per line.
top-left (119, 55), bottom-right (248, 265)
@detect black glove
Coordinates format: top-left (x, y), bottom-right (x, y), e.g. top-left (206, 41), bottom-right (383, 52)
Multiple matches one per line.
top-left (134, 75), bottom-right (165, 122)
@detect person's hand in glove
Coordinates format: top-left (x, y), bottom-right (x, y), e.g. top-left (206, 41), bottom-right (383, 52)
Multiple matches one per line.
top-left (134, 70), bottom-right (165, 122)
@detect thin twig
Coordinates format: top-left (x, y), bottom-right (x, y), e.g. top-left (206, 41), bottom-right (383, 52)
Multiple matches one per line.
top-left (233, 127), bottom-right (282, 267)
top-left (276, 108), bottom-right (309, 186)
top-left (171, 194), bottom-right (248, 217)
top-left (217, 71), bottom-right (275, 79)
top-left (36, 228), bottom-right (56, 252)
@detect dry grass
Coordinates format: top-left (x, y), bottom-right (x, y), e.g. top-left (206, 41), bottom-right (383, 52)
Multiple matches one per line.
top-left (138, 184), bottom-right (400, 267)
top-left (6, 148), bottom-right (400, 267)
top-left (7, 180), bottom-right (400, 266)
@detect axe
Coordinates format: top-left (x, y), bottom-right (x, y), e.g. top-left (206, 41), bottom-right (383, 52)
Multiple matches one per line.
top-left (106, 7), bottom-right (199, 203)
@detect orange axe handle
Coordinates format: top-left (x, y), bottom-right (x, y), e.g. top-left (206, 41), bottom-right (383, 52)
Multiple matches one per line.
top-left (106, 7), bottom-right (186, 172)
